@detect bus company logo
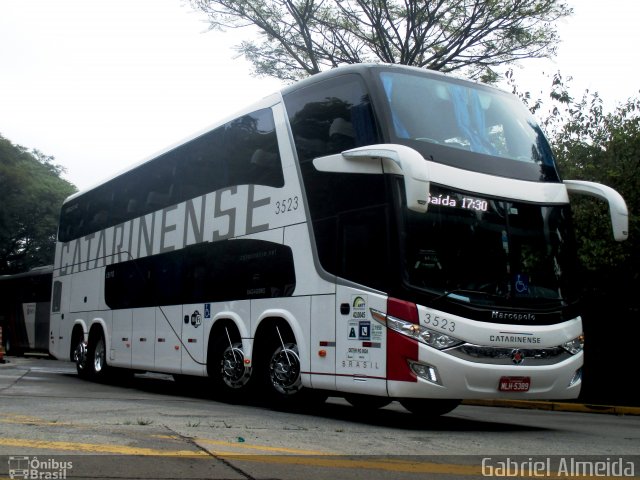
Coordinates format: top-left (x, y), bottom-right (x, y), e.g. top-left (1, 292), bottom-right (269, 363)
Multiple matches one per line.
top-left (352, 296), bottom-right (367, 320)
top-left (190, 310), bottom-right (202, 328)
top-left (511, 349), bottom-right (524, 365)
top-left (8, 456), bottom-right (73, 479)
top-left (491, 311), bottom-right (536, 322)
top-left (352, 297), bottom-right (366, 309)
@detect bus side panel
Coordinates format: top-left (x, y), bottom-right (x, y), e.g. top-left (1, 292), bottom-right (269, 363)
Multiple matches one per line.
top-left (181, 302), bottom-right (206, 376)
top-left (49, 314), bottom-right (62, 359)
top-left (335, 286), bottom-right (388, 396)
top-left (110, 309), bottom-right (132, 368)
top-left (155, 305), bottom-right (182, 374)
top-left (131, 308), bottom-right (155, 370)
top-left (310, 294), bottom-right (336, 390)
top-left (69, 269), bottom-right (101, 313)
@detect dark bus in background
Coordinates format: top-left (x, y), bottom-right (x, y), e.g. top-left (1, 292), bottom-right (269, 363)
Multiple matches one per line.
top-left (0, 265), bottom-right (52, 355)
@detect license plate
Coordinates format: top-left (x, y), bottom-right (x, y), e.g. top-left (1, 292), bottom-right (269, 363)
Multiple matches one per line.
top-left (498, 376), bottom-right (530, 392)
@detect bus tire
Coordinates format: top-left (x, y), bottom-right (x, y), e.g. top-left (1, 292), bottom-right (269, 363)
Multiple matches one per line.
top-left (256, 325), bottom-right (303, 405)
top-left (72, 330), bottom-right (89, 379)
top-left (87, 329), bottom-right (109, 380)
top-left (399, 398), bottom-right (460, 417)
top-left (208, 326), bottom-right (252, 401)
top-left (255, 324), bottom-right (328, 410)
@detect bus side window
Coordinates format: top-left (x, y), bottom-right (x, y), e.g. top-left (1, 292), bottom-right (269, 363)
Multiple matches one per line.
top-left (52, 281), bottom-right (62, 312)
top-left (328, 118), bottom-right (355, 152)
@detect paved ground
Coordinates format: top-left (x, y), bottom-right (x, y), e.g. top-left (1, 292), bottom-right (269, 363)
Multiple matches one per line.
top-left (2, 353), bottom-right (640, 417)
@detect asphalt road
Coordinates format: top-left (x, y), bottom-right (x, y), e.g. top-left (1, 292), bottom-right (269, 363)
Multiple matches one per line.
top-left (1, 356), bottom-right (639, 480)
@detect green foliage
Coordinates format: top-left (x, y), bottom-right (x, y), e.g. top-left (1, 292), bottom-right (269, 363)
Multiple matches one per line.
top-left (508, 70), bottom-right (639, 312)
top-left (190, 0), bottom-right (572, 82)
top-left (554, 94), bottom-right (638, 273)
top-left (0, 134), bottom-right (77, 274)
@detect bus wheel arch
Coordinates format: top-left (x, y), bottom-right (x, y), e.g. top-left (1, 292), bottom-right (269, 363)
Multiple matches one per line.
top-left (207, 319), bottom-right (252, 398)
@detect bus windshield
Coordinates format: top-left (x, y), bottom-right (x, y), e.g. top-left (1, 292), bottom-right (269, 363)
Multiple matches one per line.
top-left (399, 184), bottom-right (579, 310)
top-left (378, 70), bottom-right (559, 181)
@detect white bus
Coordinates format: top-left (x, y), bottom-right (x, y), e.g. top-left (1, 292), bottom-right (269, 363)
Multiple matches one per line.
top-left (49, 64), bottom-right (628, 415)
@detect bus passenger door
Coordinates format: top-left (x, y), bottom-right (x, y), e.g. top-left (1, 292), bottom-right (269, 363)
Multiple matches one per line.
top-left (335, 286), bottom-right (387, 396)
top-left (180, 303), bottom-right (206, 376)
top-left (154, 305), bottom-right (182, 374)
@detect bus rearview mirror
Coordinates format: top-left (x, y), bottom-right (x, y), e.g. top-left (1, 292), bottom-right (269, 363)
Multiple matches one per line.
top-left (564, 180), bottom-right (629, 242)
top-left (313, 144), bottom-right (430, 213)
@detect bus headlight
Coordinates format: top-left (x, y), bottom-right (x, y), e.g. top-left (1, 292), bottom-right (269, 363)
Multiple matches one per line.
top-left (562, 334), bottom-right (584, 355)
top-left (373, 309), bottom-right (464, 350)
top-left (407, 360), bottom-right (442, 384)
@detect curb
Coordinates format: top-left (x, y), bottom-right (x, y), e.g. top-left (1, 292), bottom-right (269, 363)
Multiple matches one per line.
top-left (462, 399), bottom-right (640, 416)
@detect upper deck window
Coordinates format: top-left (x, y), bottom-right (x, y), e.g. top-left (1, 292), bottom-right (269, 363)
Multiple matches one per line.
top-left (58, 108), bottom-right (283, 242)
top-left (377, 70), bottom-right (560, 182)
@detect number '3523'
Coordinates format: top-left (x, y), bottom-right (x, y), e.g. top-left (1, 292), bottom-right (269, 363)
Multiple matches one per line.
top-left (275, 196), bottom-right (299, 214)
top-left (424, 313), bottom-right (456, 332)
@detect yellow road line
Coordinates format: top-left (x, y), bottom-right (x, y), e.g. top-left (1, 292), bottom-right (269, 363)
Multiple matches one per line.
top-left (218, 455), bottom-right (485, 475)
top-left (0, 437), bottom-right (481, 475)
top-left (4, 437), bottom-right (636, 478)
top-left (195, 437), bottom-right (329, 456)
top-left (0, 413), bottom-right (69, 427)
top-left (0, 438), bottom-right (206, 457)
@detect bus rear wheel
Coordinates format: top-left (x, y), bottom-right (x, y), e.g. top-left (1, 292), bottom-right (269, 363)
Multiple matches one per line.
top-left (268, 341), bottom-right (302, 396)
top-left (256, 326), bottom-right (303, 404)
top-left (256, 324), bottom-right (327, 409)
top-left (87, 330), bottom-right (109, 380)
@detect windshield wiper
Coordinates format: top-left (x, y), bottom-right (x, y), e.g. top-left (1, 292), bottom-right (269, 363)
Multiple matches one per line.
top-left (430, 288), bottom-right (504, 304)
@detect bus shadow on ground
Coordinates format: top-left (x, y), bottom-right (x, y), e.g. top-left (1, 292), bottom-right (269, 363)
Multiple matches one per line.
top-left (63, 369), bottom-right (549, 434)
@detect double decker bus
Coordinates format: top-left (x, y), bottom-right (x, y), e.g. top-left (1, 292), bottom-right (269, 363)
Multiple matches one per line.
top-left (49, 64), bottom-right (628, 415)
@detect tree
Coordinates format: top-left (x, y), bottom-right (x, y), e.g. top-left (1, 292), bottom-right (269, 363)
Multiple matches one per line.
top-left (506, 71), bottom-right (638, 283)
top-left (0, 135), bottom-right (77, 274)
top-left (553, 95), bottom-right (640, 405)
top-left (190, 0), bottom-right (572, 82)
top-left (507, 72), bottom-right (640, 404)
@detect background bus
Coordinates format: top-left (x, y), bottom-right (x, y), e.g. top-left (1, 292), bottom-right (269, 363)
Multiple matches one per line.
top-left (0, 265), bottom-right (52, 356)
top-left (48, 64), bottom-right (627, 415)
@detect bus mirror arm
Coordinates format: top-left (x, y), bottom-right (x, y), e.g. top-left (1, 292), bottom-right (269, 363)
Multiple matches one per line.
top-left (564, 180), bottom-right (629, 242)
top-left (331, 144), bottom-right (430, 213)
